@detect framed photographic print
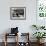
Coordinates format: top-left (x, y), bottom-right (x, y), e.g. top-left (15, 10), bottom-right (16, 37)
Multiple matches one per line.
top-left (37, 0), bottom-right (46, 19)
top-left (36, 0), bottom-right (46, 26)
top-left (10, 7), bottom-right (26, 20)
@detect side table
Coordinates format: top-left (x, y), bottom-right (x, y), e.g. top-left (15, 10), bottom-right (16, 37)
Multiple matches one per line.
top-left (4, 33), bottom-right (18, 46)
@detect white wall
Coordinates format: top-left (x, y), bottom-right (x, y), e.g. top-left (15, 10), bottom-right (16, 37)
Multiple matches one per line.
top-left (0, 0), bottom-right (36, 42)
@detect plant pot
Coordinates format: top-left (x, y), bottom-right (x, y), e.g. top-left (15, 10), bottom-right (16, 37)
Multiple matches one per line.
top-left (37, 39), bottom-right (45, 44)
top-left (40, 38), bottom-right (45, 43)
top-left (37, 39), bottom-right (40, 43)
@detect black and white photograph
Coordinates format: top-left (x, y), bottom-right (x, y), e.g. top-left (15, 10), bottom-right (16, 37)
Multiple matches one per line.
top-left (10, 7), bottom-right (26, 20)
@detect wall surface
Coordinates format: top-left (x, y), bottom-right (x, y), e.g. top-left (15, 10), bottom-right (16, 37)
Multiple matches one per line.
top-left (0, 0), bottom-right (36, 42)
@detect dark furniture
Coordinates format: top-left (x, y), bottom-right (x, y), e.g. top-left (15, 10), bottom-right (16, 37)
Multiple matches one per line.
top-left (18, 33), bottom-right (30, 46)
top-left (4, 27), bottom-right (19, 46)
top-left (4, 33), bottom-right (30, 46)
top-left (4, 33), bottom-right (18, 46)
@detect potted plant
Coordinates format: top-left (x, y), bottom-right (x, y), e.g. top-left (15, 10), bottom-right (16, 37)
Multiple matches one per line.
top-left (32, 24), bottom-right (45, 30)
top-left (32, 25), bottom-right (38, 30)
top-left (33, 32), bottom-right (46, 43)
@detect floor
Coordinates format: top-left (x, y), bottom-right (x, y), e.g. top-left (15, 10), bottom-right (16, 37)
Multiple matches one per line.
top-left (0, 42), bottom-right (46, 46)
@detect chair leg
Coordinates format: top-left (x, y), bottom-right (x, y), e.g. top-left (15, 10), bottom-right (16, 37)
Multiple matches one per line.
top-left (4, 33), bottom-right (7, 46)
top-left (4, 41), bottom-right (7, 46)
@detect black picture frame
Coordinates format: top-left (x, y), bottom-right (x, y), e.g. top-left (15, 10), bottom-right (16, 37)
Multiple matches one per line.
top-left (10, 7), bottom-right (26, 20)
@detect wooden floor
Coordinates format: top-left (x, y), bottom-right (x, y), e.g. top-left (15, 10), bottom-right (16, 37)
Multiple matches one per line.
top-left (0, 42), bottom-right (46, 46)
